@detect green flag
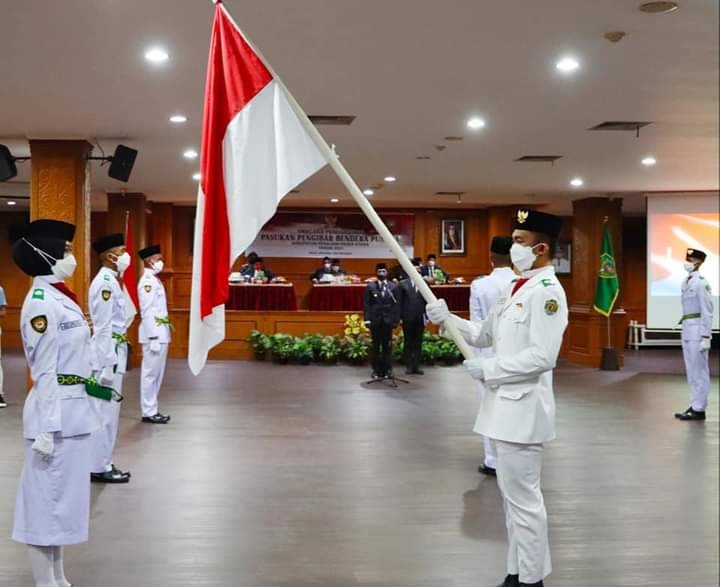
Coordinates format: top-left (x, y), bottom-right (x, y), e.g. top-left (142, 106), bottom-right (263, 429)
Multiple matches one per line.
top-left (593, 223), bottom-right (620, 317)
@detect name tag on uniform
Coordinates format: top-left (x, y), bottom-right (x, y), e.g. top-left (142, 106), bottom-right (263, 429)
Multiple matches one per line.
top-left (59, 320), bottom-right (84, 331)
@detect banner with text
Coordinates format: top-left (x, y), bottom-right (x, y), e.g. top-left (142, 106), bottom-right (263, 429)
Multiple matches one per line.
top-left (247, 212), bottom-right (415, 258)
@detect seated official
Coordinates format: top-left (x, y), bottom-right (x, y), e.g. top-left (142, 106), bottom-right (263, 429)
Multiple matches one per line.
top-left (393, 257), bottom-right (422, 282)
top-left (311, 257), bottom-right (334, 282)
top-left (420, 254), bottom-right (449, 283)
top-left (241, 257), bottom-right (276, 282)
top-left (364, 263), bottom-right (400, 379)
top-left (331, 259), bottom-right (346, 279)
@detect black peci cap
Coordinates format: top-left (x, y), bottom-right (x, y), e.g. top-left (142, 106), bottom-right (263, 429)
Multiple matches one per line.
top-left (12, 219), bottom-right (76, 277)
top-left (490, 236), bottom-right (513, 255)
top-left (686, 248), bottom-right (707, 262)
top-left (513, 209), bottom-right (563, 238)
top-left (92, 233), bottom-right (125, 254)
top-left (27, 219), bottom-right (76, 242)
top-left (138, 244), bottom-right (161, 260)
top-left (376, 262), bottom-right (388, 270)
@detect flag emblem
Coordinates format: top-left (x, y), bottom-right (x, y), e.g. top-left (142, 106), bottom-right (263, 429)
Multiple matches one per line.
top-left (517, 210), bottom-right (529, 224)
top-left (544, 299), bottom-right (559, 315)
top-left (31, 315), bottom-right (48, 334)
top-left (144, 285), bottom-right (152, 293)
top-left (599, 253), bottom-right (616, 278)
top-left (101, 290), bottom-right (112, 301)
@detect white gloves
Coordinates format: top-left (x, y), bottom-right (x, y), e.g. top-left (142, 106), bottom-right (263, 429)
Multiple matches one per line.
top-left (150, 340), bottom-right (162, 354)
top-left (32, 432), bottom-right (54, 460)
top-left (426, 299), bottom-right (450, 324)
top-left (700, 338), bottom-right (711, 351)
top-left (99, 366), bottom-right (114, 386)
top-left (463, 358), bottom-right (486, 381)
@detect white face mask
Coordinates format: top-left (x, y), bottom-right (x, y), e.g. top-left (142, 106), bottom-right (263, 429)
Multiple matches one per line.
top-left (683, 261), bottom-right (696, 273)
top-left (114, 252), bottom-right (131, 274)
top-left (510, 243), bottom-right (537, 272)
top-left (52, 254), bottom-right (78, 281)
top-left (151, 260), bottom-right (164, 275)
top-left (428, 260), bottom-right (436, 267)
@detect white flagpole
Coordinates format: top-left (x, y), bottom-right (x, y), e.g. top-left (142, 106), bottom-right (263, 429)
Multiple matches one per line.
top-left (218, 4), bottom-right (474, 360)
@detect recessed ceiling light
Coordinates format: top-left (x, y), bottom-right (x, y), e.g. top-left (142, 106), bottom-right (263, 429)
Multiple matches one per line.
top-left (183, 149), bottom-right (198, 160)
top-left (192, 172), bottom-right (201, 181)
top-left (556, 56), bottom-right (580, 73)
top-left (7, 201), bottom-right (17, 206)
top-left (145, 47), bottom-right (169, 64)
top-left (641, 156), bottom-right (657, 166)
top-left (384, 176), bottom-right (396, 182)
top-left (363, 189), bottom-right (374, 196)
top-left (639, 1), bottom-right (678, 14)
top-left (466, 117), bottom-right (486, 130)
top-left (570, 177), bottom-right (584, 187)
top-left (169, 114), bottom-right (187, 124)
top-left (330, 198), bottom-right (339, 203)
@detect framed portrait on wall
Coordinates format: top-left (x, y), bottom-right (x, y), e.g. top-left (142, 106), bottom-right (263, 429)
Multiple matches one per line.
top-left (552, 241), bottom-right (572, 275)
top-left (440, 219), bottom-right (465, 256)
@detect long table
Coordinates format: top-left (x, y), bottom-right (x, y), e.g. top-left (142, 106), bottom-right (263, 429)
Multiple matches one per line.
top-left (308, 283), bottom-right (470, 312)
top-left (227, 283), bottom-right (298, 311)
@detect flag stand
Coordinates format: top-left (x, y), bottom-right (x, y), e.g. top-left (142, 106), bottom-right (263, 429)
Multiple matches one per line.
top-left (600, 314), bottom-right (619, 371)
top-left (221, 5), bottom-right (475, 361)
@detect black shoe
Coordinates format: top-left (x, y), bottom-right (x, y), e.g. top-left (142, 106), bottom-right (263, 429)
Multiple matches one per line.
top-left (91, 469), bottom-right (130, 484)
top-left (413, 368), bottom-right (424, 375)
top-left (142, 413), bottom-right (171, 424)
top-left (495, 575), bottom-right (519, 587)
top-left (111, 464), bottom-right (131, 478)
top-left (0, 393), bottom-right (6, 408)
top-left (675, 407), bottom-right (706, 421)
top-left (478, 464), bottom-right (497, 477)
top-left (371, 372), bottom-right (381, 380)
top-left (519, 582), bottom-right (543, 587)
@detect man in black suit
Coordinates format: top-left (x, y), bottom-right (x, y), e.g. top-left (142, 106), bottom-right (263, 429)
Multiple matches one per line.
top-left (364, 263), bottom-right (400, 379)
top-left (420, 253), bottom-right (449, 283)
top-left (398, 257), bottom-right (427, 375)
top-left (310, 257), bottom-right (334, 282)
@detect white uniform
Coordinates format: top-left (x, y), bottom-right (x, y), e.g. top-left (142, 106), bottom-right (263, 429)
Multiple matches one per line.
top-left (88, 266), bottom-right (128, 473)
top-left (452, 266), bottom-right (568, 584)
top-left (681, 271), bottom-right (714, 412)
top-left (469, 267), bottom-right (516, 469)
top-left (13, 277), bottom-right (99, 546)
top-left (0, 285), bottom-right (6, 399)
top-left (138, 269), bottom-right (171, 418)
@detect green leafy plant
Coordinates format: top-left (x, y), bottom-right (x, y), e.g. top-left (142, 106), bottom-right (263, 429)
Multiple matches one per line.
top-left (392, 332), bottom-right (405, 362)
top-left (269, 333), bottom-right (295, 363)
top-left (291, 337), bottom-right (314, 365)
top-left (318, 335), bottom-right (342, 363)
top-left (246, 330), bottom-right (271, 360)
top-left (343, 334), bottom-right (370, 364)
top-left (303, 333), bottom-right (324, 361)
top-left (421, 332), bottom-right (443, 365)
top-left (437, 339), bottom-right (463, 365)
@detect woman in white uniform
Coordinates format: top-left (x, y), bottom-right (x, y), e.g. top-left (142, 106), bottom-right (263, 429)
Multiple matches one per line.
top-left (11, 219), bottom-right (100, 587)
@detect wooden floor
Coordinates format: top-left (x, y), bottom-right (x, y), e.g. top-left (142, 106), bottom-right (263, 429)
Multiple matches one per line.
top-left (0, 350), bottom-right (717, 587)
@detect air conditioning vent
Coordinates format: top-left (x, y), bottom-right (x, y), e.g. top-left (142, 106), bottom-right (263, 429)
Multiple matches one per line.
top-left (444, 136), bottom-right (464, 141)
top-left (308, 115), bottom-right (355, 126)
top-left (435, 191), bottom-right (465, 196)
top-left (589, 121), bottom-right (652, 132)
top-left (514, 155), bottom-right (563, 163)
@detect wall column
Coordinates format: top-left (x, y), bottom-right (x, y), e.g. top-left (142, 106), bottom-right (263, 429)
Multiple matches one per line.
top-left (29, 140), bottom-right (93, 307)
top-left (566, 197), bottom-right (627, 367)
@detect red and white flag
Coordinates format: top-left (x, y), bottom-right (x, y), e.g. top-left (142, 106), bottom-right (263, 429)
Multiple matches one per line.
top-left (122, 212), bottom-right (139, 326)
top-left (188, 2), bottom-right (326, 374)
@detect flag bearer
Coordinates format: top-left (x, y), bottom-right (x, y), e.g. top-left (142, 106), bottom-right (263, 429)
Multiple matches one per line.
top-left (137, 245), bottom-right (171, 424)
top-left (88, 234), bottom-right (132, 483)
top-left (11, 219), bottom-right (100, 587)
top-left (675, 248), bottom-right (714, 421)
top-left (427, 209), bottom-right (568, 587)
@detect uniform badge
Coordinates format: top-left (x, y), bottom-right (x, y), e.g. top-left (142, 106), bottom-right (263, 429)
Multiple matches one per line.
top-left (544, 299), bottom-right (559, 316)
top-left (517, 209), bottom-right (529, 224)
top-left (144, 285), bottom-right (152, 293)
top-left (101, 290), bottom-right (112, 301)
top-left (31, 315), bottom-right (48, 334)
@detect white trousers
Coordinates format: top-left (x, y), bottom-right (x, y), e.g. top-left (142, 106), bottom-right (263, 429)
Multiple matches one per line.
top-left (89, 371), bottom-right (123, 473)
top-left (0, 328), bottom-right (4, 395)
top-left (141, 343), bottom-right (169, 417)
top-left (473, 381), bottom-right (497, 468)
top-left (494, 439), bottom-right (551, 584)
top-left (682, 339), bottom-right (710, 411)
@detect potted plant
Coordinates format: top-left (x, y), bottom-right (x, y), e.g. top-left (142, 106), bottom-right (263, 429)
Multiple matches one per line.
top-left (318, 335), bottom-right (341, 364)
top-left (392, 332), bottom-right (405, 364)
top-left (421, 332), bottom-right (443, 366)
top-left (246, 330), bottom-right (271, 361)
top-left (269, 333), bottom-right (294, 364)
top-left (438, 339), bottom-right (463, 366)
top-left (343, 334), bottom-right (369, 365)
top-left (291, 336), bottom-right (314, 365)
top-left (304, 333), bottom-right (324, 362)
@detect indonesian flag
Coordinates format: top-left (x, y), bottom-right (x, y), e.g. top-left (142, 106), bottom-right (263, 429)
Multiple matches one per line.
top-left (122, 213), bottom-right (139, 326)
top-left (188, 2), bottom-right (326, 374)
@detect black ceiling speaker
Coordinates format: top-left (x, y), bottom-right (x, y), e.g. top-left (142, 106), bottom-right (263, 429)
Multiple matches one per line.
top-left (0, 145), bottom-right (19, 182)
top-left (107, 144), bottom-right (138, 182)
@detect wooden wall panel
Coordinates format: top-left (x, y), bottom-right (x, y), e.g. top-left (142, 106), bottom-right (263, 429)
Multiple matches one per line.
top-left (622, 216), bottom-right (647, 324)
